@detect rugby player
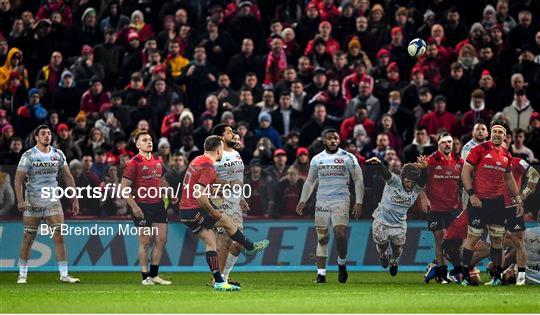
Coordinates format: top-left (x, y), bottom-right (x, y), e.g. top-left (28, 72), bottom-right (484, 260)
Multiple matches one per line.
top-left (460, 120), bottom-right (524, 286)
top-left (423, 133), bottom-right (464, 284)
top-left (297, 129), bottom-right (364, 283)
top-left (523, 211), bottom-right (540, 284)
top-left (461, 121), bottom-right (489, 209)
top-left (179, 135), bottom-right (269, 291)
top-left (366, 156), bottom-right (427, 276)
top-left (120, 131), bottom-right (174, 285)
top-left (211, 124), bottom-right (249, 286)
top-left (15, 125), bottom-right (80, 284)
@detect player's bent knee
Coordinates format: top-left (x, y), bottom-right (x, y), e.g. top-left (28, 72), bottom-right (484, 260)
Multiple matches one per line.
top-left (316, 228), bottom-right (329, 257)
top-left (467, 225), bottom-right (483, 237)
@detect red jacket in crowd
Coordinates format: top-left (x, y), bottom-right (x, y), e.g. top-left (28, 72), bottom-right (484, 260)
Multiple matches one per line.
top-left (418, 111), bottom-right (459, 136)
top-left (340, 116), bottom-right (376, 140)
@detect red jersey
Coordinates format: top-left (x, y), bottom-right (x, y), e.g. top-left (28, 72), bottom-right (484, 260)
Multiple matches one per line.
top-left (502, 157), bottom-right (529, 207)
top-left (179, 155), bottom-right (217, 210)
top-left (426, 151), bottom-right (463, 212)
top-left (466, 142), bottom-right (512, 199)
top-left (444, 209), bottom-right (468, 241)
top-left (123, 154), bottom-right (164, 204)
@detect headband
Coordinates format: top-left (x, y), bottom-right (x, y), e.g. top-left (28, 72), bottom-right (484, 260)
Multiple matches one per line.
top-left (491, 125), bottom-right (507, 135)
top-left (437, 135), bottom-right (453, 145)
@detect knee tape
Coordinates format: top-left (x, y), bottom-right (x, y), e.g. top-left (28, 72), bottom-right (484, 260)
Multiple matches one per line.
top-left (488, 225), bottom-right (506, 238)
top-left (50, 223), bottom-right (62, 234)
top-left (467, 225), bottom-right (484, 237)
top-left (24, 225), bottom-right (38, 235)
top-left (316, 228), bottom-right (329, 257)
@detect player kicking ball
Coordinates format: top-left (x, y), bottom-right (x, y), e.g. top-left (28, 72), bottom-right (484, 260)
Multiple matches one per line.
top-left (366, 156), bottom-right (427, 276)
top-left (179, 136), bottom-right (269, 291)
top-left (297, 129), bottom-right (364, 283)
top-left (120, 131), bottom-right (174, 285)
top-left (15, 125), bottom-right (80, 284)
top-left (211, 124), bottom-right (249, 286)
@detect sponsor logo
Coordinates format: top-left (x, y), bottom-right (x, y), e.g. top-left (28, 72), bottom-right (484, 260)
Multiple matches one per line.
top-left (142, 165), bottom-right (149, 171)
top-left (334, 158), bottom-right (344, 164)
top-left (435, 166), bottom-right (442, 170)
top-left (472, 219), bottom-right (480, 226)
top-left (484, 154), bottom-right (492, 158)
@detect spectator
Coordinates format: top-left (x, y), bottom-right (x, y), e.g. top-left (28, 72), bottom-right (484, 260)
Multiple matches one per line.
top-left (55, 123), bottom-right (82, 161)
top-left (509, 10), bottom-right (535, 53)
top-left (228, 1), bottom-right (264, 53)
top-left (386, 91), bottom-right (415, 144)
top-left (93, 28), bottom-right (124, 89)
top-left (15, 88), bottom-right (47, 136)
top-left (443, 7), bottom-right (468, 47)
top-left (99, 1), bottom-right (130, 33)
top-left (304, 67), bottom-right (328, 99)
top-left (461, 89), bottom-right (494, 134)
top-left (148, 79), bottom-right (178, 131)
top-left (0, 48), bottom-right (29, 94)
top-left (418, 95), bottom-right (459, 136)
top-left (72, 45), bottom-right (105, 88)
top-left (368, 4), bottom-right (390, 48)
top-left (164, 153), bottom-right (187, 201)
top-left (342, 60), bottom-right (372, 102)
top-left (91, 148), bottom-right (109, 180)
top-left (192, 111), bottom-right (214, 150)
top-left (244, 159), bottom-right (272, 216)
top-left (327, 51), bottom-right (351, 83)
top-left (178, 134), bottom-right (199, 161)
top-left (52, 70), bottom-right (81, 120)
top-left (273, 66), bottom-right (297, 99)
top-left (340, 103), bottom-right (375, 141)
top-left (271, 92), bottom-right (303, 135)
top-left (36, 0), bottom-right (73, 28)
top-left (402, 125), bottom-right (436, 163)
top-left (308, 78), bottom-right (346, 120)
top-left (227, 38), bottom-right (264, 90)
top-left (369, 133), bottom-right (391, 160)
top-left (81, 127), bottom-right (108, 156)
top-left (290, 80), bottom-right (308, 114)
top-left (273, 167), bottom-right (304, 217)
top-left (123, 72), bottom-right (146, 107)
top-left (80, 78), bottom-right (110, 119)
top-left (233, 88), bottom-right (260, 130)
top-left (503, 89), bottom-right (534, 131)
top-left (345, 77), bottom-right (380, 121)
top-left (263, 36), bottom-right (287, 87)
top-left (201, 18), bottom-right (235, 72)
top-left (74, 157), bottom-right (99, 214)
top-left (267, 147), bottom-right (289, 188)
top-left (305, 21), bottom-right (340, 56)
top-left (281, 28), bottom-right (302, 66)
top-left (299, 103), bottom-right (337, 147)
top-left (255, 111), bottom-right (282, 148)
top-left (0, 136), bottom-right (23, 166)
top-left (292, 147), bottom-right (310, 177)
top-left (439, 62), bottom-right (471, 113)
top-left (66, 7), bottom-right (103, 57)
top-left (511, 128), bottom-right (538, 163)
top-left (256, 89), bottom-right (278, 113)
top-left (296, 2), bottom-right (321, 47)
top-left (0, 70), bottom-right (27, 112)
top-left (35, 51), bottom-right (63, 97)
top-left (117, 10), bottom-right (155, 45)
top-left (377, 114), bottom-right (404, 156)
top-left (525, 112), bottom-right (540, 159)
top-left (99, 165), bottom-right (127, 216)
top-left (156, 138), bottom-right (172, 167)
top-left (170, 110), bottom-right (194, 150)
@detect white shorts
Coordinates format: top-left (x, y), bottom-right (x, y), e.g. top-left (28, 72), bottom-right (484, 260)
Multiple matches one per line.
top-left (371, 219), bottom-right (406, 246)
top-left (23, 200), bottom-right (63, 218)
top-left (214, 199), bottom-right (243, 233)
top-left (314, 200), bottom-right (349, 228)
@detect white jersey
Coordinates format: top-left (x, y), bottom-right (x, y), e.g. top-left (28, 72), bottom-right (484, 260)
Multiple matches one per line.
top-left (524, 227), bottom-right (540, 284)
top-left (309, 148), bottom-right (360, 201)
top-left (214, 149), bottom-right (244, 206)
top-left (372, 173), bottom-right (423, 228)
top-left (461, 138), bottom-right (481, 160)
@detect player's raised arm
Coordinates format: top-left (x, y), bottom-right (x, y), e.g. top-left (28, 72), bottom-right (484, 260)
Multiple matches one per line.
top-left (297, 159), bottom-right (318, 215)
top-left (61, 165), bottom-right (79, 215)
top-left (366, 157), bottom-right (392, 181)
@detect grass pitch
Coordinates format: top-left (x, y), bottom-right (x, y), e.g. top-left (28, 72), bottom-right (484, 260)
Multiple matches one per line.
top-left (0, 272), bottom-right (539, 313)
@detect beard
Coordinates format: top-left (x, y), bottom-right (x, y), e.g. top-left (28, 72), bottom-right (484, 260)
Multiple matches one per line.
top-left (324, 144), bottom-right (338, 153)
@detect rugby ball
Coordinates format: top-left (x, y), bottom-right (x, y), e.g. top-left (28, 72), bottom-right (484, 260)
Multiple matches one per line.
top-left (408, 38), bottom-right (426, 58)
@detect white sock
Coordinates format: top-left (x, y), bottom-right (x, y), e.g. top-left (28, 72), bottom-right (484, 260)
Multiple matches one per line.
top-left (337, 257), bottom-right (346, 266)
top-left (19, 259), bottom-right (28, 278)
top-left (317, 268), bottom-right (326, 276)
top-left (222, 254), bottom-right (239, 280)
top-left (58, 261), bottom-right (68, 277)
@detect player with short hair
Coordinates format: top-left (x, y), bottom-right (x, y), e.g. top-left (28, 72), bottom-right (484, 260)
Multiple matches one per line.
top-left (460, 120), bottom-right (524, 286)
top-left (297, 129), bottom-right (364, 283)
top-left (497, 140), bottom-right (539, 285)
top-left (367, 156), bottom-right (428, 276)
top-left (461, 121), bottom-right (489, 208)
top-left (120, 131), bottom-right (174, 285)
top-left (15, 125), bottom-right (80, 284)
top-left (211, 124), bottom-right (249, 286)
top-left (179, 135), bottom-right (269, 291)
top-left (423, 133), bottom-right (464, 284)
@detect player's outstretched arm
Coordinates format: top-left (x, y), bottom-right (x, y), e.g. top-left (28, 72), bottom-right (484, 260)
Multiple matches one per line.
top-left (61, 165), bottom-right (79, 215)
top-left (505, 172), bottom-right (524, 217)
top-left (366, 157), bottom-right (392, 181)
top-left (297, 163), bottom-right (318, 215)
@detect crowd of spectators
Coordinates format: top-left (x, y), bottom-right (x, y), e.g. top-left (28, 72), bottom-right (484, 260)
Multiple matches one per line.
top-left (0, 0), bottom-right (539, 219)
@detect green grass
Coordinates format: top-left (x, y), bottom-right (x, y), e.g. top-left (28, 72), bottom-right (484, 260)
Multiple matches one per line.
top-left (0, 272), bottom-right (539, 313)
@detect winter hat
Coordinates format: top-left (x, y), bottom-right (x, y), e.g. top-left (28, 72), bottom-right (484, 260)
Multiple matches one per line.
top-left (179, 110), bottom-right (194, 123)
top-left (28, 88), bottom-right (40, 98)
top-left (258, 111), bottom-right (272, 124)
top-left (81, 7), bottom-right (97, 23)
top-left (158, 137), bottom-right (170, 149)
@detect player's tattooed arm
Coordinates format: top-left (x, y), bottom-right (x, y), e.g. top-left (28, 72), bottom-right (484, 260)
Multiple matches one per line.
top-left (366, 157), bottom-right (391, 181)
top-left (522, 167), bottom-right (539, 200)
top-left (14, 170), bottom-right (26, 212)
top-left (119, 177), bottom-right (143, 219)
top-left (61, 165), bottom-right (79, 215)
top-left (505, 172), bottom-right (524, 216)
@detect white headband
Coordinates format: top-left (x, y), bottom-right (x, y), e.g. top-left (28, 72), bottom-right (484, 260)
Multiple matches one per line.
top-left (437, 135), bottom-right (453, 145)
top-left (491, 125), bottom-right (507, 134)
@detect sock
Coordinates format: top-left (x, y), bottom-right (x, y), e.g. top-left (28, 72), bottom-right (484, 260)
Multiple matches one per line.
top-left (462, 247), bottom-right (474, 266)
top-left (149, 264), bottom-right (159, 278)
top-left (229, 230), bottom-right (254, 251)
top-left (206, 251), bottom-right (224, 283)
top-left (58, 261), bottom-right (68, 278)
top-left (518, 267), bottom-right (526, 273)
top-left (337, 257), bottom-right (346, 266)
top-left (317, 268), bottom-right (326, 276)
top-left (141, 272), bottom-right (149, 280)
top-left (490, 247), bottom-right (503, 266)
top-left (19, 259), bottom-right (28, 278)
top-left (493, 266), bottom-right (503, 280)
top-left (439, 265), bottom-right (448, 279)
top-left (462, 266), bottom-right (470, 281)
top-left (222, 254), bottom-right (239, 280)
top-left (454, 265), bottom-right (462, 274)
